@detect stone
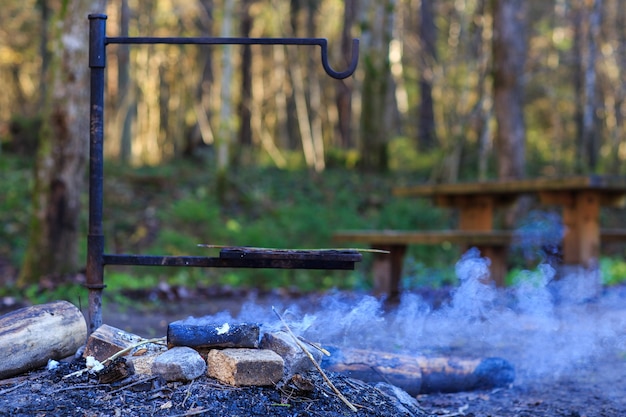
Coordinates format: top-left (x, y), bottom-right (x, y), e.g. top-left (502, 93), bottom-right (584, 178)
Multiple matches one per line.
top-left (152, 346), bottom-right (206, 382)
top-left (259, 331), bottom-right (323, 377)
top-left (127, 352), bottom-right (161, 376)
top-left (375, 382), bottom-right (424, 416)
top-left (206, 348), bottom-right (284, 387)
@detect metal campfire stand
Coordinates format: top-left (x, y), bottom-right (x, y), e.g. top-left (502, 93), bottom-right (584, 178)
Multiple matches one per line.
top-left (86, 14), bottom-right (361, 334)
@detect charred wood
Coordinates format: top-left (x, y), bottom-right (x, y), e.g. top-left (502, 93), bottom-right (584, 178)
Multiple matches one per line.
top-left (322, 346), bottom-right (514, 395)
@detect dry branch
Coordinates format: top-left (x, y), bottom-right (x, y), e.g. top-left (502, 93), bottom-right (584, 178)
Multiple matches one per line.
top-left (272, 307), bottom-right (357, 412)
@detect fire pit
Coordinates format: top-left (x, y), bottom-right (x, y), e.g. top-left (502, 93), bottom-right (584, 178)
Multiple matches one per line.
top-left (2, 265), bottom-right (626, 416)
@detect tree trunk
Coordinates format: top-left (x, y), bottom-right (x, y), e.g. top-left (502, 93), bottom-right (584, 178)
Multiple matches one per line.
top-left (358, 0), bottom-right (396, 173)
top-left (492, 0), bottom-right (527, 180)
top-left (118, 0), bottom-right (133, 164)
top-left (19, 0), bottom-right (107, 286)
top-left (306, 0), bottom-right (325, 172)
top-left (236, 0), bottom-right (254, 167)
top-left (573, 0), bottom-right (602, 173)
top-left (216, 0), bottom-right (235, 200)
top-left (335, 0), bottom-right (357, 149)
top-left (187, 0), bottom-right (215, 157)
top-left (417, 0), bottom-right (437, 151)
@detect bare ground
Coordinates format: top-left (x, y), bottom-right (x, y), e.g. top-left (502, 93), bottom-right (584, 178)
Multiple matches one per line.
top-left (1, 280), bottom-right (626, 417)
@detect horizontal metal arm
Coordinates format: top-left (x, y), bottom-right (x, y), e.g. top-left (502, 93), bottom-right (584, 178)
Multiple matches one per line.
top-left (106, 36), bottom-right (359, 79)
top-left (103, 254), bottom-right (359, 270)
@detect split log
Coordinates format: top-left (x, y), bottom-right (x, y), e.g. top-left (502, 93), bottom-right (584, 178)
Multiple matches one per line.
top-left (0, 300), bottom-right (87, 379)
top-left (322, 346), bottom-right (514, 395)
top-left (83, 324), bottom-right (145, 362)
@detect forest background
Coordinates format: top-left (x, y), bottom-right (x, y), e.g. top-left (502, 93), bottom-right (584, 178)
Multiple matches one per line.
top-left (2, 0), bottom-right (626, 304)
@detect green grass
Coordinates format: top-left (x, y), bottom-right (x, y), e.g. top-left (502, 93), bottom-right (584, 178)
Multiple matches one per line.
top-left (0, 153), bottom-right (457, 302)
top-left (3, 151), bottom-right (626, 305)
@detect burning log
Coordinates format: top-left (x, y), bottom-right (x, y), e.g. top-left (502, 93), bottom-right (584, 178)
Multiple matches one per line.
top-left (167, 321), bottom-right (260, 349)
top-left (0, 300), bottom-right (87, 379)
top-left (322, 346), bottom-right (515, 395)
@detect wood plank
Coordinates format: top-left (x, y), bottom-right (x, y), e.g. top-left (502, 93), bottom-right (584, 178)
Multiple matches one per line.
top-left (394, 175), bottom-right (626, 198)
top-left (333, 230), bottom-right (514, 245)
top-left (600, 229), bottom-right (626, 242)
top-left (218, 247), bottom-right (362, 262)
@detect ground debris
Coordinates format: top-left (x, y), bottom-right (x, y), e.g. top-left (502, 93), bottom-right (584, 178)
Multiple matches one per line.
top-left (0, 360), bottom-right (425, 417)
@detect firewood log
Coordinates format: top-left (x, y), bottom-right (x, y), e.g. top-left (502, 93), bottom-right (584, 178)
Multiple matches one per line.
top-left (167, 321), bottom-right (260, 349)
top-left (0, 300), bottom-right (87, 379)
top-left (321, 346), bottom-right (514, 395)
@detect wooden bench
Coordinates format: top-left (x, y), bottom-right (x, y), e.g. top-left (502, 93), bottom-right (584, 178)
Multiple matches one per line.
top-left (334, 228), bottom-right (626, 297)
top-left (333, 230), bottom-right (515, 297)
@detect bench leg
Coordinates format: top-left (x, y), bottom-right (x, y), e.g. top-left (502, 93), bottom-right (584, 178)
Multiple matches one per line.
top-left (464, 244), bottom-right (507, 287)
top-left (561, 191), bottom-right (600, 267)
top-left (479, 245), bottom-right (507, 287)
top-left (372, 244), bottom-right (406, 299)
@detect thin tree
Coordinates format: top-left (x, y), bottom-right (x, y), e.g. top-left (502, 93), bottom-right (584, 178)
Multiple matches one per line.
top-left (492, 0), bottom-right (527, 180)
top-left (573, 0), bottom-right (602, 173)
top-left (117, 0), bottom-right (133, 163)
top-left (358, 0), bottom-right (395, 172)
top-left (417, 0), bottom-right (437, 151)
top-left (335, 0), bottom-right (358, 149)
top-left (188, 0), bottom-right (215, 157)
top-left (236, 0), bottom-right (254, 167)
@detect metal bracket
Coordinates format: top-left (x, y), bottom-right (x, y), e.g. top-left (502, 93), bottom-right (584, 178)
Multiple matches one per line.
top-left (85, 14), bottom-right (360, 334)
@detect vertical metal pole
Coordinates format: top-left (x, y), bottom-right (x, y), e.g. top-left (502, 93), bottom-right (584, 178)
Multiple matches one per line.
top-left (86, 14), bottom-right (107, 334)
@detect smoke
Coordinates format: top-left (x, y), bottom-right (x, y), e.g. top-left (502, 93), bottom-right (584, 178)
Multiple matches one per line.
top-left (180, 212), bottom-right (625, 388)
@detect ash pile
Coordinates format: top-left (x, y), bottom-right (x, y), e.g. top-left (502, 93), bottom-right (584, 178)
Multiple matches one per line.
top-left (0, 296), bottom-right (513, 417)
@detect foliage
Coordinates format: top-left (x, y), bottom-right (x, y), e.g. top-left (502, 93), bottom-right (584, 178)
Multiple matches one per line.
top-left (600, 258), bottom-right (626, 286)
top-left (0, 156), bottom-right (33, 267)
top-left (0, 152), bottom-right (459, 301)
top-left (3, 149), bottom-right (626, 304)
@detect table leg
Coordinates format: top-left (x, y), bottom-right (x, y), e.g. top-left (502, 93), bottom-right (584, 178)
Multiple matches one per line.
top-left (561, 191), bottom-right (600, 267)
top-left (457, 197), bottom-right (507, 285)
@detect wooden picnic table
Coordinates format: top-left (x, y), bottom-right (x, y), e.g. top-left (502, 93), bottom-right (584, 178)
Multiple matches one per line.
top-left (394, 175), bottom-right (626, 269)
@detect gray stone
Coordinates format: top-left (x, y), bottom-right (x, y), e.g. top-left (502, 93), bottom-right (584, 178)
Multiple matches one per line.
top-left (260, 331), bottom-right (323, 377)
top-left (152, 346), bottom-right (206, 381)
top-left (374, 382), bottom-right (424, 416)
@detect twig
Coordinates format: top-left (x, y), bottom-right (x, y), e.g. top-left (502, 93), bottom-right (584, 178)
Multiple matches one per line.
top-left (105, 337), bottom-right (167, 364)
top-left (197, 244), bottom-right (390, 254)
top-left (52, 383), bottom-right (100, 393)
top-left (297, 336), bottom-right (331, 356)
top-left (63, 337), bottom-right (167, 380)
top-left (0, 381), bottom-right (28, 396)
top-left (169, 408), bottom-right (211, 417)
top-left (272, 306), bottom-right (357, 412)
top-left (182, 379), bottom-right (194, 408)
top-left (108, 376), bottom-right (157, 395)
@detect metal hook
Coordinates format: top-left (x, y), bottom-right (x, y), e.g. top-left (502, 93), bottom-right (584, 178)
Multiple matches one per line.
top-left (319, 38), bottom-right (360, 79)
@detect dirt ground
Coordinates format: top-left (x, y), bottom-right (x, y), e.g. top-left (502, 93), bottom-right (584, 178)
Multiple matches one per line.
top-left (2, 272), bottom-right (626, 417)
